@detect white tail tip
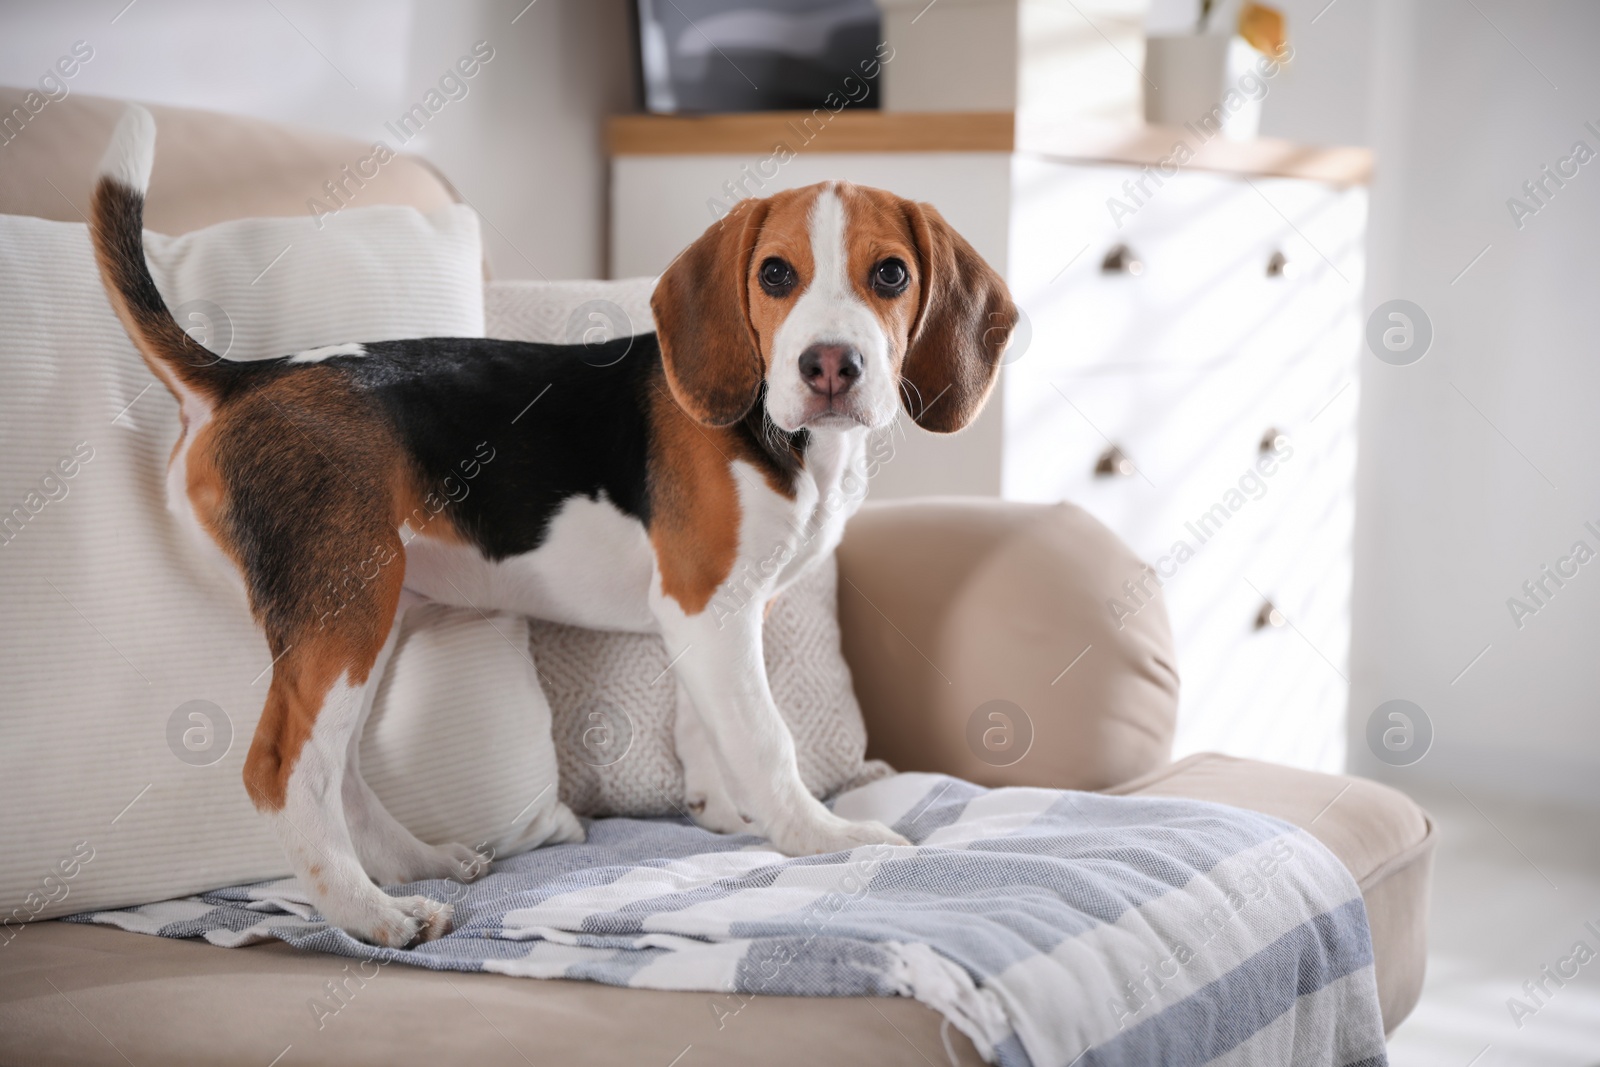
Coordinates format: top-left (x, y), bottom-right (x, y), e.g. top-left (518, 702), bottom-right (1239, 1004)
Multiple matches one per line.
top-left (98, 104), bottom-right (156, 193)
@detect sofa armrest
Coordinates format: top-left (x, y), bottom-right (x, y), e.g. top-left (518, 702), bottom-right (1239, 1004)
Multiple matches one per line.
top-left (836, 498), bottom-right (1178, 791)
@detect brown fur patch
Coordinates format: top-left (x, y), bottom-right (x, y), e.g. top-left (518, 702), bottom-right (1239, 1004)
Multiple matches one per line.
top-left (392, 466), bottom-right (469, 546)
top-left (740, 185), bottom-right (823, 356)
top-left (241, 594), bottom-right (397, 812)
top-left (645, 358), bottom-right (807, 616)
top-left (646, 381), bottom-right (745, 615)
top-left (835, 184), bottom-right (927, 364)
top-left (893, 198), bottom-right (1016, 432)
top-left (651, 196), bottom-right (773, 427)
top-left (180, 422), bottom-right (242, 569)
top-left (186, 367), bottom-right (411, 812)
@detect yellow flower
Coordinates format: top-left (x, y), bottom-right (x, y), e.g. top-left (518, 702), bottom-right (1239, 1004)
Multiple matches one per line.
top-left (1238, 2), bottom-right (1288, 58)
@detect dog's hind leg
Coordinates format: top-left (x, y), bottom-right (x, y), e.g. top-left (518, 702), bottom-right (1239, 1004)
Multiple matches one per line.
top-left (341, 592), bottom-right (490, 887)
top-left (243, 550), bottom-right (453, 947)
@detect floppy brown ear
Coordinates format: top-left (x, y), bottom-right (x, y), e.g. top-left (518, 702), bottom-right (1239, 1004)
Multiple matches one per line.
top-left (650, 198), bottom-right (770, 427)
top-left (900, 201), bottom-right (1017, 433)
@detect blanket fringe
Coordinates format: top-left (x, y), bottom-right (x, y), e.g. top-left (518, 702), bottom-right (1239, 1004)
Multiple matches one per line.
top-left (884, 941), bottom-right (1012, 1064)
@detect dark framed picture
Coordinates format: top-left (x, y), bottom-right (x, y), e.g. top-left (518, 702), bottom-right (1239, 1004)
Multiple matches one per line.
top-left (636, 0), bottom-right (883, 113)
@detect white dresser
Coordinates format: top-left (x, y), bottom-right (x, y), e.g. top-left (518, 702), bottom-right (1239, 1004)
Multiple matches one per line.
top-left (608, 112), bottom-right (1368, 774)
top-left (1004, 155), bottom-right (1366, 773)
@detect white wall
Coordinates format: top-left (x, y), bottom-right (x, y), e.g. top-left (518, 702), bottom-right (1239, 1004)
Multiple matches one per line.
top-left (1254, 0), bottom-right (1372, 148)
top-left (1349, 0), bottom-right (1600, 807)
top-left (0, 0), bottom-right (633, 279)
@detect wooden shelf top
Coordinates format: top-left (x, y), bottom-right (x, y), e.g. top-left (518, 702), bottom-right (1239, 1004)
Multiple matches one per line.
top-left (607, 111), bottom-right (1372, 185)
top-left (608, 111), bottom-right (1015, 156)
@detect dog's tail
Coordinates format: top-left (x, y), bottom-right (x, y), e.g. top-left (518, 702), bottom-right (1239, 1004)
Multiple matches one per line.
top-left (91, 105), bottom-right (227, 400)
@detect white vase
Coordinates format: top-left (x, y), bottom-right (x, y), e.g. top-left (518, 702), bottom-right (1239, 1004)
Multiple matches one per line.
top-left (1142, 33), bottom-right (1265, 140)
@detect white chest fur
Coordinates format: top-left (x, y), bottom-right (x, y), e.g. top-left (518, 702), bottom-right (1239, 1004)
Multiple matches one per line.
top-left (708, 427), bottom-right (870, 627)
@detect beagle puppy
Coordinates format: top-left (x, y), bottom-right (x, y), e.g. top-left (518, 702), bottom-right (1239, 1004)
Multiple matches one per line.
top-left (91, 106), bottom-right (1017, 947)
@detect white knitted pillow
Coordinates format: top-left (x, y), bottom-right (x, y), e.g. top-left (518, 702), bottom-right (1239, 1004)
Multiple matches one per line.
top-left (486, 279), bottom-right (893, 817)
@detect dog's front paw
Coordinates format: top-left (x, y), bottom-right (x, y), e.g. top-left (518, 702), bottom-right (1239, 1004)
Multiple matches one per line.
top-left (685, 788), bottom-right (753, 836)
top-left (325, 892), bottom-right (454, 948)
top-left (377, 894), bottom-right (453, 947)
top-left (768, 813), bottom-right (909, 856)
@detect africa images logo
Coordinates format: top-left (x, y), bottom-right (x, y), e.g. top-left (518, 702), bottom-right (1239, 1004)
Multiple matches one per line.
top-left (1365, 300), bottom-right (1433, 367)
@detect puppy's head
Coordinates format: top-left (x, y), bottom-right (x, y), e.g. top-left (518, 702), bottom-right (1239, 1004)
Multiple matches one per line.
top-left (650, 182), bottom-right (1016, 434)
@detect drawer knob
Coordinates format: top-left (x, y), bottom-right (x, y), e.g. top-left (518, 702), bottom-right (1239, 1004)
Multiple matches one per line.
top-left (1254, 600), bottom-right (1287, 630)
top-left (1101, 244), bottom-right (1144, 275)
top-left (1266, 250), bottom-right (1292, 278)
top-left (1094, 444), bottom-right (1135, 477)
top-left (1259, 427), bottom-right (1288, 453)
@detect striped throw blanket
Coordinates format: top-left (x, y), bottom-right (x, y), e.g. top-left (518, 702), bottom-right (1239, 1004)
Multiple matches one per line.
top-left (66, 773), bottom-right (1387, 1066)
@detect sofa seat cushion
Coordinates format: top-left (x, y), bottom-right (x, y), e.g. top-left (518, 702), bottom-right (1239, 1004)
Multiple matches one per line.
top-left (1106, 753), bottom-right (1436, 1034)
top-left (0, 920), bottom-right (988, 1067)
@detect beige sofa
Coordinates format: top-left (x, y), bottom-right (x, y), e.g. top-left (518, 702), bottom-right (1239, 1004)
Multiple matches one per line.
top-left (0, 91), bottom-right (1434, 1066)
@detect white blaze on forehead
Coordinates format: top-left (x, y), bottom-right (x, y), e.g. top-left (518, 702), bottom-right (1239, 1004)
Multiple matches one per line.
top-left (806, 183), bottom-right (851, 298)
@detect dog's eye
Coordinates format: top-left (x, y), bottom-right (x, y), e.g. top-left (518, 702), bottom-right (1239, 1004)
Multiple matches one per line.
top-left (759, 258), bottom-right (796, 296)
top-left (872, 258), bottom-right (909, 296)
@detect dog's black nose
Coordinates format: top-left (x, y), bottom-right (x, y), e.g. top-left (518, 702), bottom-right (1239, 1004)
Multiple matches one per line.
top-left (798, 343), bottom-right (863, 396)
